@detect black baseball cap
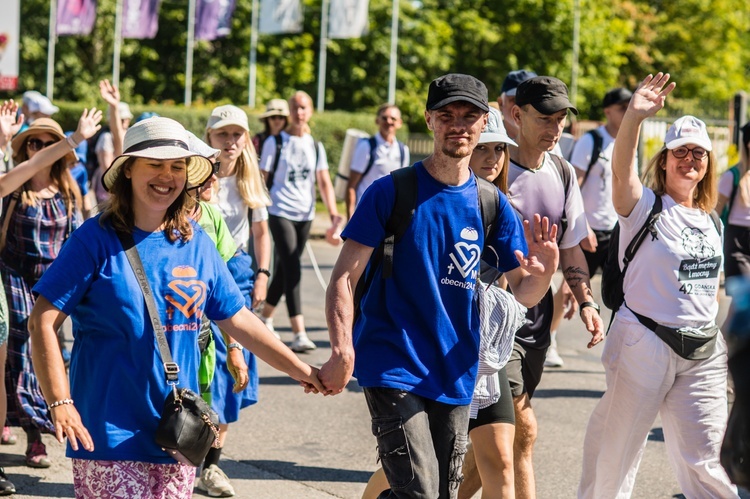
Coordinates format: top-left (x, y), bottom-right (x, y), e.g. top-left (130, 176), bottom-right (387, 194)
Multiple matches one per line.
top-left (515, 76), bottom-right (578, 115)
top-left (500, 70), bottom-right (538, 97)
top-left (602, 87), bottom-right (633, 108)
top-left (426, 74), bottom-right (490, 112)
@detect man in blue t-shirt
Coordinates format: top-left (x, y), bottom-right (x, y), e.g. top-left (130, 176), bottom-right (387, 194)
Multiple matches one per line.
top-left (320, 73), bottom-right (559, 498)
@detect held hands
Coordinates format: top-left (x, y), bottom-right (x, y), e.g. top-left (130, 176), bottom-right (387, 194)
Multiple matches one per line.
top-left (0, 100), bottom-right (24, 144)
top-left (50, 403), bottom-right (94, 452)
top-left (99, 79), bottom-right (121, 108)
top-left (515, 214), bottom-right (559, 277)
top-left (318, 351), bottom-right (355, 395)
top-left (298, 365), bottom-right (326, 394)
top-left (628, 73), bottom-right (677, 121)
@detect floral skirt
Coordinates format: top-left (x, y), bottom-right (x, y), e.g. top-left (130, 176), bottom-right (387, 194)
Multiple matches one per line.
top-left (72, 459), bottom-right (196, 499)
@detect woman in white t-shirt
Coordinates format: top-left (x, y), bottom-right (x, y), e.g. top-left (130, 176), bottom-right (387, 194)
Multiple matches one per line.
top-left (258, 91), bottom-right (342, 353)
top-left (716, 122), bottom-right (750, 282)
top-left (578, 73), bottom-right (738, 499)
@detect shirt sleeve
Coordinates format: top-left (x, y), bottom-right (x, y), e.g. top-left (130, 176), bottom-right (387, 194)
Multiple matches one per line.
top-left (569, 132), bottom-right (594, 172)
top-left (251, 205), bottom-right (269, 222)
top-left (315, 142), bottom-right (329, 172)
top-left (95, 132), bottom-right (114, 154)
top-left (718, 169), bottom-right (734, 198)
top-left (488, 192), bottom-right (526, 272)
top-left (558, 160), bottom-right (589, 249)
top-left (341, 177), bottom-right (395, 248)
top-left (349, 139), bottom-right (370, 174)
top-left (403, 145), bottom-right (410, 168)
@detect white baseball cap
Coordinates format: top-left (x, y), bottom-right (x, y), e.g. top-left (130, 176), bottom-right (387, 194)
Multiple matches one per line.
top-left (206, 105), bottom-right (249, 131)
top-left (23, 90), bottom-right (59, 116)
top-left (664, 115), bottom-right (712, 151)
top-left (478, 108), bottom-right (517, 146)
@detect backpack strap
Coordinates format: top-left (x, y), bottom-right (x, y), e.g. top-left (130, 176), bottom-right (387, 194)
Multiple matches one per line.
top-left (360, 136), bottom-right (379, 180)
top-left (581, 129), bottom-right (603, 187)
top-left (623, 195), bottom-right (663, 268)
top-left (728, 165), bottom-right (740, 219)
top-left (266, 134), bottom-right (284, 190)
top-left (0, 190), bottom-right (21, 254)
top-left (381, 166), bottom-right (418, 279)
top-left (549, 153), bottom-right (571, 240)
top-left (708, 209), bottom-right (722, 235)
top-left (476, 176), bottom-right (499, 241)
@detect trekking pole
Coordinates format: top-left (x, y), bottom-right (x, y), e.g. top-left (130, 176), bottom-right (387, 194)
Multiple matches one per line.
top-left (305, 242), bottom-right (329, 291)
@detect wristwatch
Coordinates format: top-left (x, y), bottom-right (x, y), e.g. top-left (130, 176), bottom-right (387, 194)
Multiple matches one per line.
top-left (227, 342), bottom-right (243, 351)
top-left (579, 301), bottom-right (601, 316)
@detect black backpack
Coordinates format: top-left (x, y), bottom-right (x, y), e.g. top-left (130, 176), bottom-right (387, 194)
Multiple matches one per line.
top-left (352, 166), bottom-right (499, 323)
top-left (601, 196), bottom-right (721, 312)
top-left (580, 129), bottom-right (604, 187)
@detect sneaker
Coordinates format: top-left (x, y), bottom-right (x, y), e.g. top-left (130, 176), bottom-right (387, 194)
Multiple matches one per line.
top-left (544, 346), bottom-right (564, 368)
top-left (25, 440), bottom-right (52, 468)
top-left (1, 427), bottom-right (16, 445)
top-left (0, 468), bottom-right (14, 496)
top-left (195, 464), bottom-right (235, 497)
top-left (290, 333), bottom-right (316, 353)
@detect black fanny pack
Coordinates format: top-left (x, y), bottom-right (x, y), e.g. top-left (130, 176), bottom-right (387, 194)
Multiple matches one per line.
top-left (630, 308), bottom-right (719, 360)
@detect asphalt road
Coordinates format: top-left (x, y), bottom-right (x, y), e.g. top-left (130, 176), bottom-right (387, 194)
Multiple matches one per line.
top-left (3, 237), bottom-right (747, 498)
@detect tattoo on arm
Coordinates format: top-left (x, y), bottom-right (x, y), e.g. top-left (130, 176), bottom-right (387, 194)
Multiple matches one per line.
top-left (563, 266), bottom-right (589, 290)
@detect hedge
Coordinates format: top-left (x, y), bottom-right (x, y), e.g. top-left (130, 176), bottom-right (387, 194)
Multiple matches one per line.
top-left (51, 102), bottom-right (409, 179)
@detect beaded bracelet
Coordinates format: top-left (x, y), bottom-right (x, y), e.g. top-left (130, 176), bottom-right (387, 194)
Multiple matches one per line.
top-left (66, 134), bottom-right (80, 150)
top-left (49, 398), bottom-right (74, 408)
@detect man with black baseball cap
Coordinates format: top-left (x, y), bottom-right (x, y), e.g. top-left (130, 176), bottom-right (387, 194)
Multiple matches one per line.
top-left (505, 75), bottom-right (604, 498)
top-left (321, 73), bottom-right (557, 498)
top-left (571, 87), bottom-right (633, 281)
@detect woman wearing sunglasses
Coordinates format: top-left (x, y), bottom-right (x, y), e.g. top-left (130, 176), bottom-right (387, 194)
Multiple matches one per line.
top-left (0, 106), bottom-right (102, 474)
top-left (578, 73), bottom-right (737, 498)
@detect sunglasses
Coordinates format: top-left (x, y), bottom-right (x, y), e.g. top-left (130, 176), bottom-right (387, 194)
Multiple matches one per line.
top-left (671, 146), bottom-right (708, 160)
top-left (267, 115), bottom-right (286, 121)
top-left (27, 138), bottom-right (59, 151)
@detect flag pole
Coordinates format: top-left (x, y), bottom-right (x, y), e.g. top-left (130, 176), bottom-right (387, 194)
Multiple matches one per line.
top-left (570, 0), bottom-right (580, 106)
top-left (316, 0), bottom-right (329, 112)
top-left (185, 0), bottom-right (196, 107)
top-left (248, 0), bottom-right (259, 108)
top-left (113, 0), bottom-right (123, 87)
top-left (46, 0), bottom-right (57, 99)
top-left (387, 0), bottom-right (399, 104)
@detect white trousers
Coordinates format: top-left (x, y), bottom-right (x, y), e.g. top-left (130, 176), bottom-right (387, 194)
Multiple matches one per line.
top-left (578, 315), bottom-right (738, 499)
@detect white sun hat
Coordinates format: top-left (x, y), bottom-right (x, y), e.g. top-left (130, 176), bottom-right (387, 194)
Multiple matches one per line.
top-left (102, 117), bottom-right (213, 191)
top-left (479, 107), bottom-right (517, 146)
top-left (664, 115), bottom-right (712, 151)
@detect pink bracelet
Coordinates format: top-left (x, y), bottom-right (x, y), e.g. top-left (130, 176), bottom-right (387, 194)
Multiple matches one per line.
top-left (49, 398), bottom-right (74, 408)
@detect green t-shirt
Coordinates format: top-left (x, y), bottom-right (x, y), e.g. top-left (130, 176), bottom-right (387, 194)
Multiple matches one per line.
top-left (198, 201), bottom-right (237, 262)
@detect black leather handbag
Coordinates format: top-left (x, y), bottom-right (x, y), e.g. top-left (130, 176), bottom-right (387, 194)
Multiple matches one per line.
top-left (119, 232), bottom-right (220, 467)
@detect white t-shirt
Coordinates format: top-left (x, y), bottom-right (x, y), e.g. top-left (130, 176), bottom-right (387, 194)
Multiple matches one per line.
top-left (570, 126), bottom-right (619, 231)
top-left (718, 168), bottom-right (750, 227)
top-left (350, 134), bottom-right (409, 203)
top-left (618, 188), bottom-right (722, 328)
top-left (507, 153), bottom-right (588, 250)
top-left (214, 176), bottom-right (269, 252)
top-left (259, 131), bottom-right (328, 222)
top-left (95, 131), bottom-right (114, 154)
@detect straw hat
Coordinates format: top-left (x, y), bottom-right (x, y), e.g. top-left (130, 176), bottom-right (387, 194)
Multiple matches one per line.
top-left (10, 117), bottom-right (76, 165)
top-left (102, 117), bottom-right (213, 192)
top-left (259, 99), bottom-right (290, 119)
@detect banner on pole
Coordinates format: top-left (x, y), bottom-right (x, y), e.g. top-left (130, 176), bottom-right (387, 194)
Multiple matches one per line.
top-left (57, 0), bottom-right (97, 36)
top-left (196, 0), bottom-right (237, 41)
top-left (258, 0), bottom-right (303, 35)
top-left (122, 0), bottom-right (161, 39)
top-left (0, 0), bottom-right (20, 91)
top-left (328, 0), bottom-right (368, 39)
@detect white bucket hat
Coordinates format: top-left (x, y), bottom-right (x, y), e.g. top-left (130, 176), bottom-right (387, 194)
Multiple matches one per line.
top-left (479, 107), bottom-right (517, 146)
top-left (664, 115), bottom-right (712, 151)
top-left (102, 117), bottom-right (213, 192)
top-left (206, 105), bottom-right (249, 131)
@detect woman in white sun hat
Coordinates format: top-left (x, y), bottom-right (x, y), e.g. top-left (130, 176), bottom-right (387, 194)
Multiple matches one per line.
top-left (578, 73), bottom-right (738, 499)
top-left (27, 117), bottom-right (324, 499)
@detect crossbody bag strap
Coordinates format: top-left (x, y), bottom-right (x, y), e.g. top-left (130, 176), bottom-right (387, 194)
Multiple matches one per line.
top-left (117, 231), bottom-right (180, 383)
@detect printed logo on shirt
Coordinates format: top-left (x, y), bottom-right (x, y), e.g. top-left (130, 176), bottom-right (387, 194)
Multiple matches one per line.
top-left (442, 227), bottom-right (481, 289)
top-left (677, 227), bottom-right (721, 296)
top-left (165, 265), bottom-right (207, 319)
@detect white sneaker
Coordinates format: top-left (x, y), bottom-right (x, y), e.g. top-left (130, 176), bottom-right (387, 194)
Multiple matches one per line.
top-left (195, 464), bottom-right (235, 497)
top-left (290, 333), bottom-right (316, 353)
top-left (544, 346), bottom-right (564, 368)
top-left (260, 316), bottom-right (281, 340)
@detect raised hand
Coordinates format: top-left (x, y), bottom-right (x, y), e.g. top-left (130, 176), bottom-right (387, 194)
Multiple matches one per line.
top-left (629, 72), bottom-right (676, 120)
top-left (75, 108), bottom-right (103, 140)
top-left (0, 99), bottom-right (24, 142)
top-left (514, 214), bottom-right (559, 278)
top-left (99, 79), bottom-right (121, 107)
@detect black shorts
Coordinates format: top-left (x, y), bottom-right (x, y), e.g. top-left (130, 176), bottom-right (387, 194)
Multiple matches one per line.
top-left (583, 229), bottom-right (613, 277)
top-left (468, 367), bottom-right (515, 432)
top-left (505, 342), bottom-right (547, 399)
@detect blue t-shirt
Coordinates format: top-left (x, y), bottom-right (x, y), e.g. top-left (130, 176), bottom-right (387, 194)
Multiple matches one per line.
top-left (33, 215), bottom-right (245, 464)
top-left (342, 162), bottom-right (526, 405)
